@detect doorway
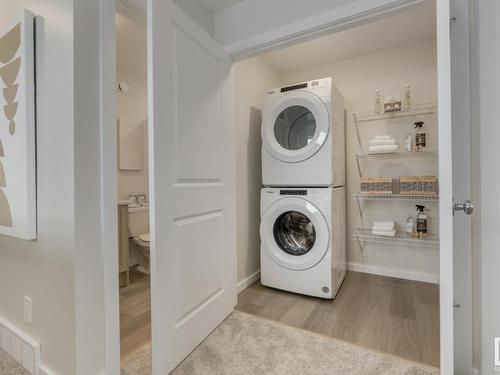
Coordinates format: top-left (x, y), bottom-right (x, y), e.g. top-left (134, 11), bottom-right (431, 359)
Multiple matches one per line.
top-left (235, 1), bottom-right (439, 367)
top-left (115, 7), bottom-right (152, 367)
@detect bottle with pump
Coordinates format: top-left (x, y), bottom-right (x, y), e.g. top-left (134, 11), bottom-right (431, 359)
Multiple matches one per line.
top-left (414, 121), bottom-right (426, 150)
top-left (406, 214), bottom-right (415, 238)
top-left (415, 205), bottom-right (428, 238)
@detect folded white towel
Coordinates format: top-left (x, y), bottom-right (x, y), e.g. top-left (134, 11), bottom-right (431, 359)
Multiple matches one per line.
top-left (372, 229), bottom-right (396, 237)
top-left (372, 222), bottom-right (395, 231)
top-left (368, 144), bottom-right (398, 152)
top-left (373, 135), bottom-right (392, 140)
top-left (373, 220), bottom-right (395, 227)
top-left (369, 138), bottom-right (396, 145)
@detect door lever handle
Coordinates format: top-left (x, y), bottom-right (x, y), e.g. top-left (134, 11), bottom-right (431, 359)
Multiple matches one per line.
top-left (453, 200), bottom-right (474, 216)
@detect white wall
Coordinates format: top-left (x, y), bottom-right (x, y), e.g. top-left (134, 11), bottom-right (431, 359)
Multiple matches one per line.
top-left (116, 68), bottom-right (149, 201)
top-left (0, 1), bottom-right (75, 374)
top-left (233, 56), bottom-right (280, 286)
top-left (280, 40), bottom-right (439, 283)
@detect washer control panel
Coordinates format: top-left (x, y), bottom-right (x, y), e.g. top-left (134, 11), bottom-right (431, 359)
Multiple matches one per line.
top-left (279, 190), bottom-right (307, 196)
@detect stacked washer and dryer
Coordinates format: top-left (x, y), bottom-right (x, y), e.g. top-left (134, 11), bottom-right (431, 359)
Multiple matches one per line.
top-left (260, 78), bottom-right (347, 299)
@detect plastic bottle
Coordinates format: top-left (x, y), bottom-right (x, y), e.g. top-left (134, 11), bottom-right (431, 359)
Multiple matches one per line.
top-left (375, 89), bottom-right (382, 114)
top-left (406, 214), bottom-right (415, 238)
top-left (405, 130), bottom-right (413, 152)
top-left (416, 205), bottom-right (428, 238)
top-left (414, 121), bottom-right (426, 150)
top-left (403, 85), bottom-right (412, 110)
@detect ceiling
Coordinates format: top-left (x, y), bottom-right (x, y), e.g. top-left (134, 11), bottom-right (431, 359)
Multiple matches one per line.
top-left (260, 1), bottom-right (436, 76)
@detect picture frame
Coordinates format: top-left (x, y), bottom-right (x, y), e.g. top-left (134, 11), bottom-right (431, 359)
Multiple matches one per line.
top-left (0, 10), bottom-right (36, 240)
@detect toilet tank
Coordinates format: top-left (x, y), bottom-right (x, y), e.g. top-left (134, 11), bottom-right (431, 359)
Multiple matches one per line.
top-left (128, 204), bottom-right (149, 238)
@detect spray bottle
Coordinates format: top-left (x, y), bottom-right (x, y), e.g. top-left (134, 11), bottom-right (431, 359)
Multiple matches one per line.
top-left (416, 205), bottom-right (428, 238)
top-left (414, 121), bottom-right (426, 150)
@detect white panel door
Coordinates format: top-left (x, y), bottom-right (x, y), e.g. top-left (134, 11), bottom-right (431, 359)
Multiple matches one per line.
top-left (147, 1), bottom-right (236, 374)
top-left (436, 0), bottom-right (455, 373)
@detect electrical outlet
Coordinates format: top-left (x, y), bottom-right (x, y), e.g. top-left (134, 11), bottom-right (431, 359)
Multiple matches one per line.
top-left (23, 297), bottom-right (32, 324)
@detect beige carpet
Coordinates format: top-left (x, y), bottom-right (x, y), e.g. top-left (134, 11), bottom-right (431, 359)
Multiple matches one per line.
top-left (0, 349), bottom-right (29, 375)
top-left (122, 311), bottom-right (439, 375)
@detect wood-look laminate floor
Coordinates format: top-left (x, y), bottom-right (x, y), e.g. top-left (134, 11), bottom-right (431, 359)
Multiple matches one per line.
top-left (236, 271), bottom-right (440, 367)
top-left (120, 268), bottom-right (151, 360)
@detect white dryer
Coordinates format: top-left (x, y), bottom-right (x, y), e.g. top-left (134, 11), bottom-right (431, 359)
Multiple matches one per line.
top-left (262, 78), bottom-right (345, 187)
top-left (260, 187), bottom-right (346, 299)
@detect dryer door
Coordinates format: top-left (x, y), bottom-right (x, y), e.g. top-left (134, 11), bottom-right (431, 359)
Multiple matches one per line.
top-left (262, 92), bottom-right (330, 163)
top-left (261, 197), bottom-right (329, 271)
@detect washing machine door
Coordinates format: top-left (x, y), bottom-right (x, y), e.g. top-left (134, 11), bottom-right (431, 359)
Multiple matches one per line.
top-left (262, 92), bottom-right (330, 163)
top-left (261, 197), bottom-right (329, 271)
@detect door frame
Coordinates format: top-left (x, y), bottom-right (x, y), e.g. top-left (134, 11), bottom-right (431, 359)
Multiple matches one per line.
top-left (475, 1), bottom-right (500, 374)
top-left (99, 0), bottom-right (121, 374)
top-left (99, 0), bottom-right (456, 373)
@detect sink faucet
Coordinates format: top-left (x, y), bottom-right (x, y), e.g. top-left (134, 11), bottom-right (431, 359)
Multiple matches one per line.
top-left (138, 193), bottom-right (147, 205)
top-left (128, 194), bottom-right (138, 205)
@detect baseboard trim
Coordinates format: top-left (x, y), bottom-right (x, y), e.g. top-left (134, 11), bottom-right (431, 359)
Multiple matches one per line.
top-left (0, 315), bottom-right (41, 374)
top-left (237, 270), bottom-right (260, 293)
top-left (347, 262), bottom-right (438, 284)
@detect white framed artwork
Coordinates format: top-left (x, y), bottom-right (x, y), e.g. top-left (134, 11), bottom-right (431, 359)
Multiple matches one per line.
top-left (0, 10), bottom-right (36, 240)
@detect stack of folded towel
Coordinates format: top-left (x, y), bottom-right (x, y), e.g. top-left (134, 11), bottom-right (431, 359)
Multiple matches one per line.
top-left (368, 135), bottom-right (398, 153)
top-left (371, 221), bottom-right (396, 237)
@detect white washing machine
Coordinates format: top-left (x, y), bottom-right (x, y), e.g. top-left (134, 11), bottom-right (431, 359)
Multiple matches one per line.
top-left (260, 187), bottom-right (346, 299)
top-left (261, 78), bottom-right (345, 187)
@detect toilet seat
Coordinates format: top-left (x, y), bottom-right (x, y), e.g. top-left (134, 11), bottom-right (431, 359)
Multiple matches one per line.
top-left (133, 233), bottom-right (150, 275)
top-left (138, 233), bottom-right (150, 243)
top-left (134, 233), bottom-right (150, 247)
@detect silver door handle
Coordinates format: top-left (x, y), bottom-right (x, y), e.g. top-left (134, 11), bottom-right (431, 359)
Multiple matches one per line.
top-left (453, 200), bottom-right (474, 215)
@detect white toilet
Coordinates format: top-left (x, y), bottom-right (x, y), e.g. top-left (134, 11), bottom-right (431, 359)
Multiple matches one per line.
top-left (128, 204), bottom-right (150, 274)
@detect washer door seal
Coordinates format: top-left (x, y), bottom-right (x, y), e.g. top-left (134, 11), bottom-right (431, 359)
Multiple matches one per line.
top-left (261, 197), bottom-right (329, 271)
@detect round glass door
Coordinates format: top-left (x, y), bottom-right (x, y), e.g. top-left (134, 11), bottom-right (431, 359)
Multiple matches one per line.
top-left (260, 197), bottom-right (329, 271)
top-left (274, 106), bottom-right (316, 151)
top-left (262, 92), bottom-right (330, 163)
top-left (273, 211), bottom-right (316, 256)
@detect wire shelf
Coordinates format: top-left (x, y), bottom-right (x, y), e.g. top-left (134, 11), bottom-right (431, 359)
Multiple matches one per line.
top-left (355, 149), bottom-right (438, 160)
top-left (352, 228), bottom-right (439, 248)
top-left (353, 193), bottom-right (439, 202)
top-left (353, 102), bottom-right (437, 123)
